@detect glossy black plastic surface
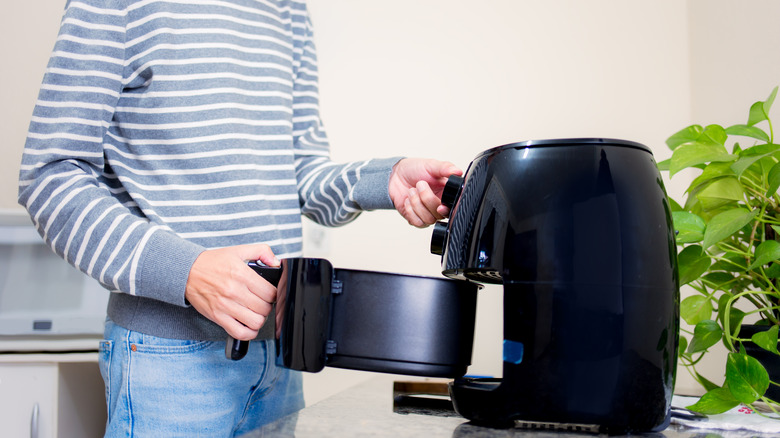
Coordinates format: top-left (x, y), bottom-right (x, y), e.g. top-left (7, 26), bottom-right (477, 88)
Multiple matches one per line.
top-left (275, 258), bottom-right (480, 377)
top-left (437, 139), bottom-right (679, 433)
top-left (276, 258), bottom-right (334, 372)
top-left (326, 268), bottom-right (478, 377)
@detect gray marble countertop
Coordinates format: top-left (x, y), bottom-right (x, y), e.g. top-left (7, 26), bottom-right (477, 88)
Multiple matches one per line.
top-left (245, 376), bottom-right (776, 438)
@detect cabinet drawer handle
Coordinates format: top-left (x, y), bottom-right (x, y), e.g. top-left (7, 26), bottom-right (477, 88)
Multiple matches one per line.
top-left (30, 402), bottom-right (39, 438)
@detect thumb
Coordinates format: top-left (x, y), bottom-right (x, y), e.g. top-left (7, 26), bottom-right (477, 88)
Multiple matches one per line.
top-left (236, 243), bottom-right (280, 267)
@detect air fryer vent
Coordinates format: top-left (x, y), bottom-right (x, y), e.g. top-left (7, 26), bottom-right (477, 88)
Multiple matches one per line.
top-left (514, 420), bottom-right (601, 434)
top-left (464, 270), bottom-right (502, 284)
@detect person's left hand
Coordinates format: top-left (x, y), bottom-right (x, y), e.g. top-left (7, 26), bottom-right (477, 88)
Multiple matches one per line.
top-left (388, 158), bottom-right (463, 227)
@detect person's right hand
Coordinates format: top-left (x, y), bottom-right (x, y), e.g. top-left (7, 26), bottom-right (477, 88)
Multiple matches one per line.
top-left (184, 244), bottom-right (280, 340)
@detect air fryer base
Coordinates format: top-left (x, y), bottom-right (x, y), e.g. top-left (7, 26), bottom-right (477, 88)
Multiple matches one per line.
top-left (449, 378), bottom-right (672, 434)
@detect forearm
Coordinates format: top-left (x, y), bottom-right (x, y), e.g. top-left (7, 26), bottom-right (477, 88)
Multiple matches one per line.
top-left (19, 158), bottom-right (203, 305)
top-left (295, 153), bottom-right (399, 226)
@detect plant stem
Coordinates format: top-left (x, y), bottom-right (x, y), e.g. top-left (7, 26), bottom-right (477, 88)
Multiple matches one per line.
top-left (754, 397), bottom-right (780, 417)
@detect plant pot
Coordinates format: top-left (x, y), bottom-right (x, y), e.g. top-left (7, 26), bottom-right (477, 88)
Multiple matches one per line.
top-left (739, 324), bottom-right (780, 402)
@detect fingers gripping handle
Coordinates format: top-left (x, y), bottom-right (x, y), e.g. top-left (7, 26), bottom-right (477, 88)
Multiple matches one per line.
top-left (225, 262), bottom-right (283, 360)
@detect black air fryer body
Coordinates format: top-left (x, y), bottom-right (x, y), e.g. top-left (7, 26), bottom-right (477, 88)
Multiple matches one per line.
top-left (431, 139), bottom-right (679, 433)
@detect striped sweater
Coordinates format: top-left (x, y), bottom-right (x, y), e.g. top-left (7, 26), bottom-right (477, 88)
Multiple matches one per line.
top-left (18, 0), bottom-right (397, 340)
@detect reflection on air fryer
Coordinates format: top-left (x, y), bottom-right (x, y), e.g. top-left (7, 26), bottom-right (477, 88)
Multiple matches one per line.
top-left (392, 380), bottom-right (459, 418)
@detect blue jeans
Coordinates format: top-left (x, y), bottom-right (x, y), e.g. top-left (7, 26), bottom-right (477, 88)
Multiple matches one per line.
top-left (99, 320), bottom-right (303, 437)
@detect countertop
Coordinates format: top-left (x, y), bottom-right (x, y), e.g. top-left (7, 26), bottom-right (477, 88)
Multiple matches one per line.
top-left (245, 376), bottom-right (778, 438)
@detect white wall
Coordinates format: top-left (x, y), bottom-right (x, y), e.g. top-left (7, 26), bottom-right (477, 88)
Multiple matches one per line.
top-left (4, 0), bottom-right (778, 407)
top-left (689, 0), bottom-right (780, 124)
top-left (0, 0), bottom-right (65, 210)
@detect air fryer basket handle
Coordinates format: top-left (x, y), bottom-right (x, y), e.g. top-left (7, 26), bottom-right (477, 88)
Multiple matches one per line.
top-left (225, 262), bottom-right (283, 360)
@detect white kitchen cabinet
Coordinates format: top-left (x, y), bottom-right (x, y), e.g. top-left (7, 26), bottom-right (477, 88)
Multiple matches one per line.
top-left (0, 353), bottom-right (105, 438)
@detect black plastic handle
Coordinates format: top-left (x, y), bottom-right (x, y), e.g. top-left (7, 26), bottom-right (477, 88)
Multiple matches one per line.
top-left (225, 261), bottom-right (283, 360)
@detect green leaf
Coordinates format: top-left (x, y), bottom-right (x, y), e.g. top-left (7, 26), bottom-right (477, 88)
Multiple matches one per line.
top-left (669, 143), bottom-right (736, 177)
top-left (668, 197), bottom-right (684, 212)
top-left (687, 386), bottom-right (740, 414)
top-left (687, 319), bottom-right (722, 353)
top-left (725, 352), bottom-right (770, 404)
top-left (696, 177), bottom-right (744, 211)
top-left (750, 325), bottom-right (779, 354)
top-left (688, 162), bottom-right (736, 193)
top-left (766, 263), bottom-right (780, 278)
top-left (666, 125), bottom-right (704, 150)
top-left (725, 124), bottom-right (770, 142)
top-left (702, 208), bottom-right (758, 249)
top-left (681, 296), bottom-right (714, 325)
top-left (695, 371), bottom-right (721, 392)
top-left (701, 271), bottom-right (736, 291)
top-left (730, 144), bottom-right (780, 177)
top-left (757, 155), bottom-right (779, 182)
top-left (656, 158), bottom-right (670, 171)
top-left (678, 245), bottom-right (712, 285)
top-left (748, 86), bottom-right (778, 127)
top-left (767, 162), bottom-right (780, 197)
top-left (748, 101), bottom-right (768, 127)
top-left (672, 211), bottom-right (706, 243)
top-left (678, 335), bottom-right (689, 357)
top-left (747, 240), bottom-right (780, 271)
top-left (740, 143), bottom-right (780, 156)
top-left (766, 86), bottom-right (778, 114)
top-left (683, 185), bottom-right (703, 212)
top-left (700, 124), bottom-right (729, 146)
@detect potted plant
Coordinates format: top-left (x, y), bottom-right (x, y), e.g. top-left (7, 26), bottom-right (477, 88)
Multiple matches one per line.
top-left (659, 86), bottom-right (780, 415)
